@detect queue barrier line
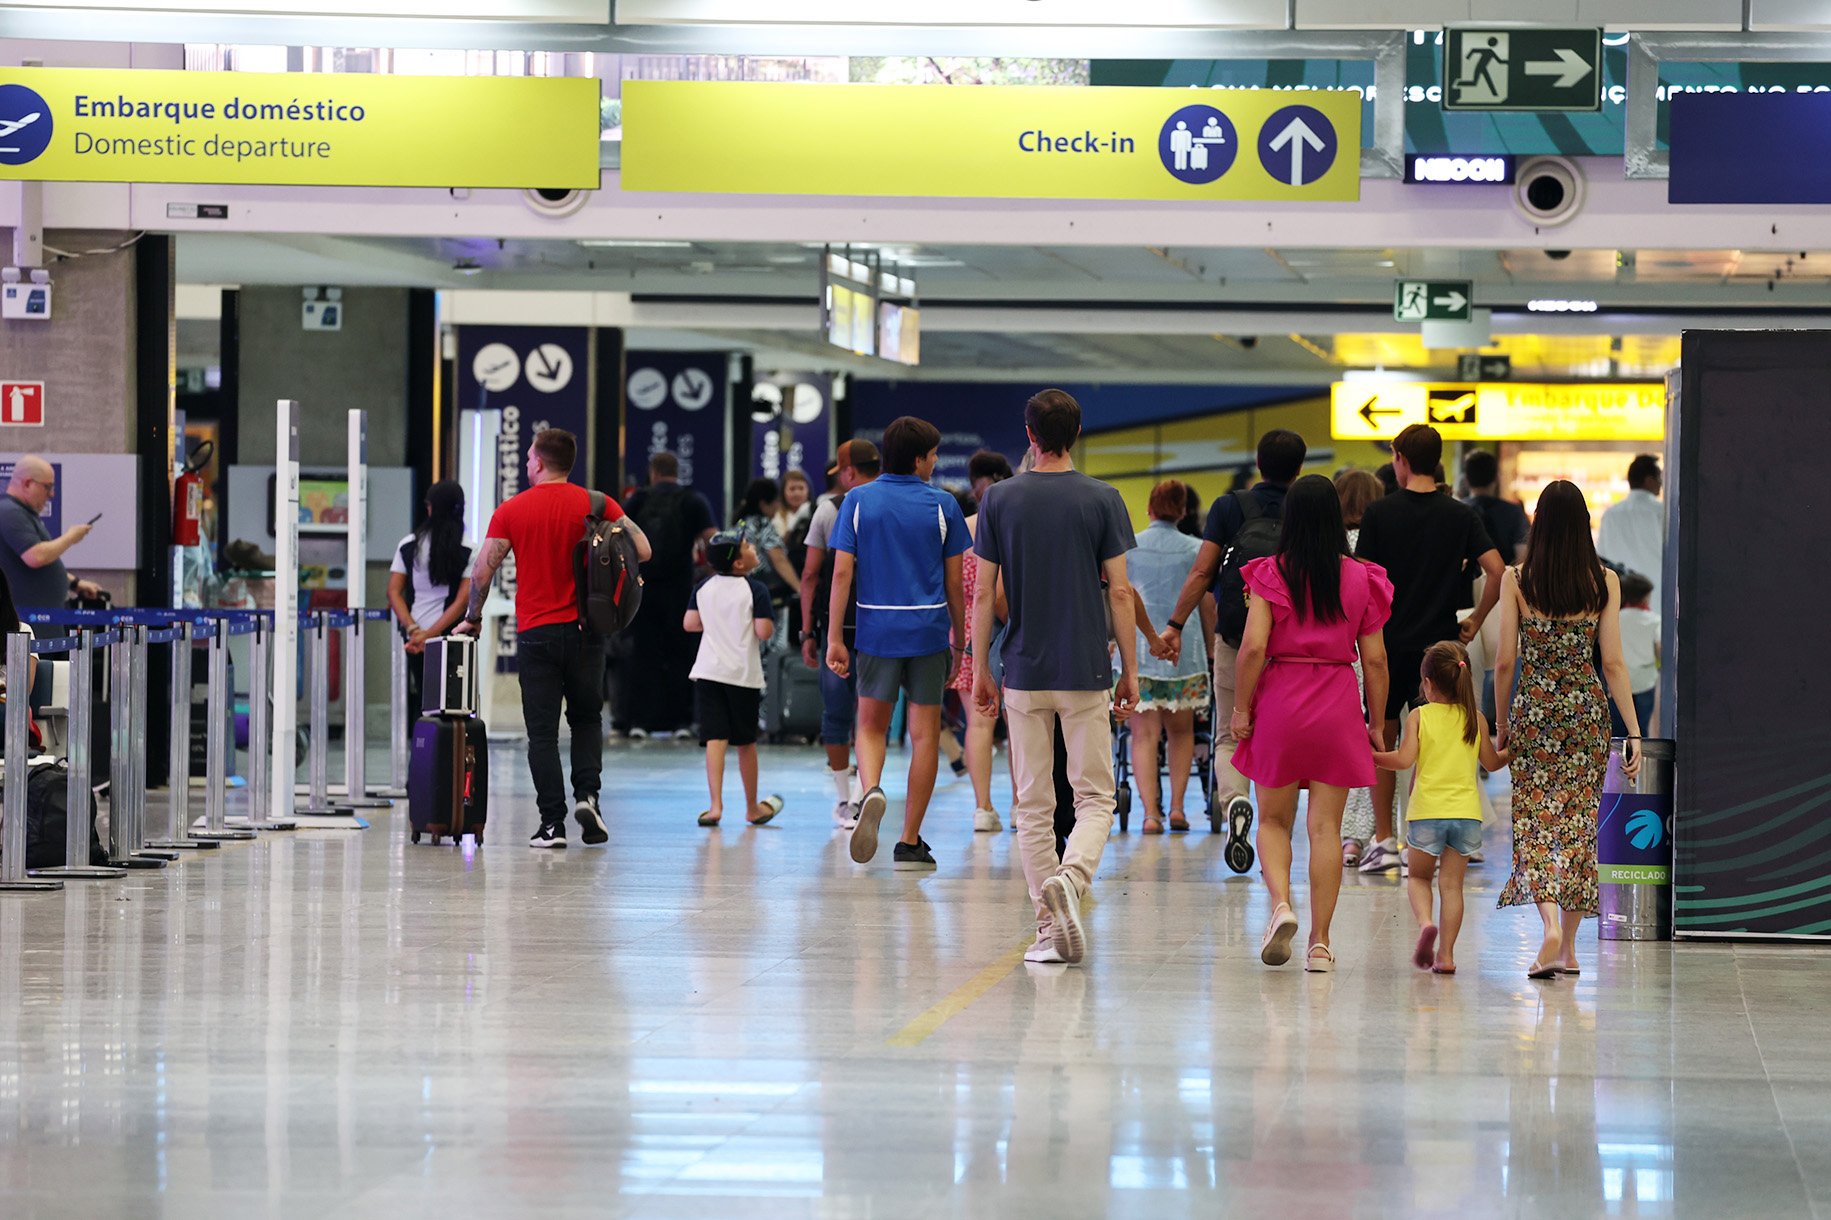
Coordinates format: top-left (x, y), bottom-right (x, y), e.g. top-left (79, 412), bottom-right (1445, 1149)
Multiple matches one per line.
top-left (3, 599), bottom-right (414, 889)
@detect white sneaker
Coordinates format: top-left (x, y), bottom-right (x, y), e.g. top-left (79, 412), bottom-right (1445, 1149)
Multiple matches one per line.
top-left (1357, 838), bottom-right (1403, 874)
top-left (973, 808), bottom-right (1003, 833)
top-left (1024, 936), bottom-right (1066, 964)
top-left (1040, 874), bottom-right (1085, 964)
top-left (832, 798), bottom-right (855, 828)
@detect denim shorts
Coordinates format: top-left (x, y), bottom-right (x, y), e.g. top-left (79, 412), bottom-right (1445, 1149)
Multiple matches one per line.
top-left (1407, 818), bottom-right (1483, 858)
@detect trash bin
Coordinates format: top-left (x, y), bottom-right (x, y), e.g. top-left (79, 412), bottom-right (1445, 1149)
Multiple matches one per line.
top-left (1597, 737), bottom-right (1676, 941)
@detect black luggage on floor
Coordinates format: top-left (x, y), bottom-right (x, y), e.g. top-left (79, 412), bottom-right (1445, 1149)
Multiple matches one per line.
top-left (8, 761), bottom-right (107, 870)
top-left (408, 715), bottom-right (488, 845)
top-left (762, 649), bottom-right (823, 743)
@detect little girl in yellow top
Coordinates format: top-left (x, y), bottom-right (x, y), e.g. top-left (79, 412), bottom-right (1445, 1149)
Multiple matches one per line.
top-left (1373, 640), bottom-right (1511, 975)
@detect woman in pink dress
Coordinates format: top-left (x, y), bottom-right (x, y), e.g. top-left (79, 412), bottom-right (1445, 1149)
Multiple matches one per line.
top-left (1231, 475), bottom-right (1393, 973)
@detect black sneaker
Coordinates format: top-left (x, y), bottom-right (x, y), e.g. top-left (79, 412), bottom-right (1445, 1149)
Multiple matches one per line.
top-left (893, 838), bottom-right (937, 872)
top-left (574, 796), bottom-right (609, 846)
top-left (528, 822), bottom-right (567, 849)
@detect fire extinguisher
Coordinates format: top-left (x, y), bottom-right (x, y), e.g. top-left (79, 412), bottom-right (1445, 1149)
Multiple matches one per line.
top-left (171, 439), bottom-right (213, 547)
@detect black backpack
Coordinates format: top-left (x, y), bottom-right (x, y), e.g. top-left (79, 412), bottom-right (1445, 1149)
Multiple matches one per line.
top-left (577, 491), bottom-right (643, 635)
top-left (1214, 490), bottom-right (1283, 648)
top-left (630, 483), bottom-right (693, 580)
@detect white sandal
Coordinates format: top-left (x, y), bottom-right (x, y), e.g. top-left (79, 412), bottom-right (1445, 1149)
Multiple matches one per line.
top-left (1304, 943), bottom-right (1336, 973)
top-left (1260, 903), bottom-right (1299, 966)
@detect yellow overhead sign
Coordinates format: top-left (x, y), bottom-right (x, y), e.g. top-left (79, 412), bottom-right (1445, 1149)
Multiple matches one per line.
top-left (621, 81), bottom-right (1361, 202)
top-left (1331, 381), bottom-right (1666, 442)
top-left (0, 67), bottom-right (601, 189)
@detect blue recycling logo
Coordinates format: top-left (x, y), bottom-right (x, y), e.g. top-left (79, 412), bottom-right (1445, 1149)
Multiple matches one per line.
top-left (1627, 807), bottom-right (1666, 851)
top-left (0, 84), bottom-right (54, 167)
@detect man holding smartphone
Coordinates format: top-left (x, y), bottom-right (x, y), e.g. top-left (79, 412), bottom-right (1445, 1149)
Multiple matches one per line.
top-left (0, 455), bottom-right (103, 609)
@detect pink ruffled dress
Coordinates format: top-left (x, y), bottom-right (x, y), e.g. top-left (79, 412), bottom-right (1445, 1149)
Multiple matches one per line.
top-left (1231, 555), bottom-right (1394, 790)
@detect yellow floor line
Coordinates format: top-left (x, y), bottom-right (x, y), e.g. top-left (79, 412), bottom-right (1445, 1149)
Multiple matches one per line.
top-left (887, 941), bottom-right (1031, 1048)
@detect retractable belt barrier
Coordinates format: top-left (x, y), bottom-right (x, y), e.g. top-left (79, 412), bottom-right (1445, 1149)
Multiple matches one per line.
top-left (1, 602), bottom-right (413, 892)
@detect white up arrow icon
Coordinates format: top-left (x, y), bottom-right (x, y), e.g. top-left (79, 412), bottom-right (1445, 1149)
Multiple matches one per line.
top-left (1267, 116), bottom-right (1326, 186)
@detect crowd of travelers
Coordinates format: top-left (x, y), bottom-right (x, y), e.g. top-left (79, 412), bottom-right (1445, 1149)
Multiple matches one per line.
top-left (427, 397), bottom-right (1663, 980)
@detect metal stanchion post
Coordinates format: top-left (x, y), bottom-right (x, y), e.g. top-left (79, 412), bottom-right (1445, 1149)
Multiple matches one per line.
top-left (383, 616), bottom-right (409, 798)
top-left (0, 630), bottom-right (60, 891)
top-left (32, 628), bottom-right (124, 880)
top-left (237, 613), bottom-right (295, 832)
top-left (200, 618), bottom-right (256, 841)
top-left (147, 621), bottom-right (219, 852)
top-left (107, 627), bottom-right (166, 869)
top-left (130, 624), bottom-right (176, 863)
top-left (297, 612), bottom-right (354, 817)
top-left (340, 613), bottom-right (391, 810)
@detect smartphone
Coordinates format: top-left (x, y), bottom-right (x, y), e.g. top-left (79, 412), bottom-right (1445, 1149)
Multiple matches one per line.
top-left (86, 512), bottom-right (102, 526)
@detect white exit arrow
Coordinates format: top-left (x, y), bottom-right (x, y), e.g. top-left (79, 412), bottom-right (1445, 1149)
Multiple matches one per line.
top-left (1524, 47), bottom-right (1593, 89)
top-left (1268, 116), bottom-right (1326, 186)
top-left (1434, 290), bottom-right (1468, 312)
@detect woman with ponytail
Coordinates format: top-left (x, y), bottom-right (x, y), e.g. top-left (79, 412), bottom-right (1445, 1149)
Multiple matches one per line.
top-left (388, 480), bottom-right (472, 720)
top-left (1373, 641), bottom-right (1511, 975)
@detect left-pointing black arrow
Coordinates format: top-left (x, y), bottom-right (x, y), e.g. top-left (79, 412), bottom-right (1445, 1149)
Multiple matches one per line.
top-left (1359, 397), bottom-right (1401, 428)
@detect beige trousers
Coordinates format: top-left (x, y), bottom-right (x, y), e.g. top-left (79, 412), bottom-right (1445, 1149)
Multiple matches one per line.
top-left (1210, 639), bottom-right (1251, 808)
top-left (1005, 687), bottom-right (1115, 933)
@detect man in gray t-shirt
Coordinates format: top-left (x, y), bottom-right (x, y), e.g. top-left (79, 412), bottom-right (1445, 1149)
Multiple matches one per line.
top-left (0, 456), bottom-right (99, 610)
top-left (973, 389), bottom-right (1138, 967)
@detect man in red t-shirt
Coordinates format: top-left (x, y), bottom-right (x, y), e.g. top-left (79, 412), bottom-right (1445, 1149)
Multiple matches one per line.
top-left (458, 428), bottom-right (650, 848)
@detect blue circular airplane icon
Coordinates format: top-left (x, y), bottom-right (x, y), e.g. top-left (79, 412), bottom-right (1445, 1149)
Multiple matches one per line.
top-left (0, 85), bottom-right (53, 167)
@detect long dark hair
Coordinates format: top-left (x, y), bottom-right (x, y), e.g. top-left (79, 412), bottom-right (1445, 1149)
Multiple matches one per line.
top-left (417, 480), bottom-right (468, 588)
top-left (1275, 474), bottom-right (1348, 624)
top-left (0, 564), bottom-right (20, 636)
top-left (1520, 480), bottom-right (1606, 618)
top-left (736, 477), bottom-right (780, 523)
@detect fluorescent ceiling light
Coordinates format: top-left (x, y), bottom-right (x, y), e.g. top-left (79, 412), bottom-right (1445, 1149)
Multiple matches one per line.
top-left (571, 238), bottom-right (692, 249)
top-left (1527, 299), bottom-right (1599, 312)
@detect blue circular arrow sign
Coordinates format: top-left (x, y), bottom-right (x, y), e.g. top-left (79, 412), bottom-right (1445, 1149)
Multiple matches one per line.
top-left (1256, 104), bottom-right (1338, 188)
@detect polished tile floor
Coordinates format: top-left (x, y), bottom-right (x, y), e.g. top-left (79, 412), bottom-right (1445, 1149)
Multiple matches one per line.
top-left (2, 739), bottom-right (1828, 1219)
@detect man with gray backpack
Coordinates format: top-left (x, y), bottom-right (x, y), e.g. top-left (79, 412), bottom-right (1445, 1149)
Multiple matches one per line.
top-left (1158, 429), bottom-right (1306, 867)
top-left (459, 428), bottom-right (651, 849)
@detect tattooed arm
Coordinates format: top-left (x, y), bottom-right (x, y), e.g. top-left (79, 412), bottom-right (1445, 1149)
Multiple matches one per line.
top-left (453, 538), bottom-right (510, 635)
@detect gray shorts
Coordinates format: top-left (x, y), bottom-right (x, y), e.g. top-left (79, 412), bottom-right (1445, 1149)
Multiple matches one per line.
top-left (856, 649), bottom-right (951, 706)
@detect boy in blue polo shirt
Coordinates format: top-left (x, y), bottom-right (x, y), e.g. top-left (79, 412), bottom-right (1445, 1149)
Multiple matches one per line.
top-left (826, 416), bottom-right (969, 872)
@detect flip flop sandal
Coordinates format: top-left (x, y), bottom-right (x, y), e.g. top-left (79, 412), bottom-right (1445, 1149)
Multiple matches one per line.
top-left (1432, 964), bottom-right (1457, 975)
top-left (1141, 817), bottom-right (1165, 835)
top-left (696, 810), bottom-right (720, 827)
top-left (1413, 925), bottom-right (1439, 971)
top-left (1556, 964), bottom-right (1581, 976)
top-left (748, 795), bottom-right (785, 826)
top-left (1527, 960), bottom-right (1560, 980)
top-left (1169, 813), bottom-right (1190, 832)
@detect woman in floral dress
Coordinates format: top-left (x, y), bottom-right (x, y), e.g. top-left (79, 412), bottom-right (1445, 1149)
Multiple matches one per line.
top-left (1493, 480), bottom-right (1643, 979)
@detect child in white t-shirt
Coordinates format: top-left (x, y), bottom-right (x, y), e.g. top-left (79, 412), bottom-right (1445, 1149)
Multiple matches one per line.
top-left (685, 531), bottom-right (785, 828)
top-left (1617, 570), bottom-right (1661, 736)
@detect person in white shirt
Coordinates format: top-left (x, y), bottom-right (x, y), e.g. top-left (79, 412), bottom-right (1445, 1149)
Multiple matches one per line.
top-left (386, 480), bottom-right (472, 721)
top-left (1615, 570), bottom-right (1661, 737)
top-left (686, 531), bottom-right (784, 828)
top-left (1597, 454), bottom-right (1666, 601)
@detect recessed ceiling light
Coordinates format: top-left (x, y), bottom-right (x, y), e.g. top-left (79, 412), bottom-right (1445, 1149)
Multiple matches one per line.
top-left (575, 239), bottom-right (693, 249)
top-left (766, 254), bottom-right (810, 265)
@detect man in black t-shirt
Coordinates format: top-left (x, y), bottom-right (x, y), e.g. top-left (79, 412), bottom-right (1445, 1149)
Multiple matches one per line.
top-left (616, 451), bottom-right (717, 736)
top-left (1354, 425), bottom-right (1504, 874)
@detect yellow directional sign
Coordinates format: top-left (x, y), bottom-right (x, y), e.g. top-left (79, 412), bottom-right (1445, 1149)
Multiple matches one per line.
top-left (0, 66), bottom-right (600, 188)
top-left (622, 81), bottom-right (1361, 202)
top-left (1331, 381), bottom-right (1666, 442)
